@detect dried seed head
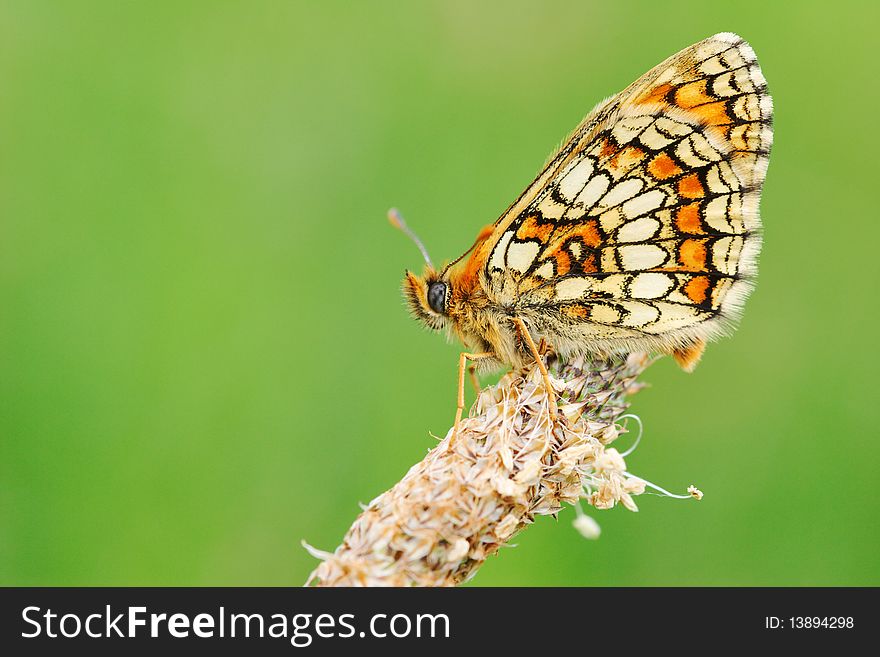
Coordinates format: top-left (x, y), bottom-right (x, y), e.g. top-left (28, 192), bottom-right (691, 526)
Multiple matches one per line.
top-left (572, 509), bottom-right (602, 540)
top-left (305, 353), bottom-right (698, 587)
top-left (688, 485), bottom-right (704, 501)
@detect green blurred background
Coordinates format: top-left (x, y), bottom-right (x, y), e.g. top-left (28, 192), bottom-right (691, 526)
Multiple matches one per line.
top-left (2, 0), bottom-right (878, 586)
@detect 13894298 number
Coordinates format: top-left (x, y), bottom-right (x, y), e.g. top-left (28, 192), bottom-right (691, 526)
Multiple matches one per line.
top-left (789, 617), bottom-right (854, 629)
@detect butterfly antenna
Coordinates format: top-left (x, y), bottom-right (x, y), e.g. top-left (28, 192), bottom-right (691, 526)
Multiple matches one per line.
top-left (388, 208), bottom-right (434, 268)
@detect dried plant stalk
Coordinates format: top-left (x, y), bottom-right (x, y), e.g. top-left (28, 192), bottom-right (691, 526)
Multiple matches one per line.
top-left (305, 353), bottom-right (653, 587)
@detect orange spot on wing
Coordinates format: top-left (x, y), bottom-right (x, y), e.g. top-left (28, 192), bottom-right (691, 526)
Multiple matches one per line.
top-left (675, 203), bottom-right (704, 234)
top-left (683, 275), bottom-right (710, 304)
top-left (678, 239), bottom-right (707, 271)
top-left (582, 253), bottom-right (598, 274)
top-left (674, 80), bottom-right (714, 109)
top-left (678, 174), bottom-right (705, 199)
top-left (690, 100), bottom-right (731, 126)
top-left (598, 137), bottom-right (617, 158)
top-left (515, 213), bottom-right (554, 243)
top-left (609, 145), bottom-right (645, 172)
top-left (638, 83), bottom-right (673, 106)
top-left (542, 221), bottom-right (602, 278)
top-left (648, 152), bottom-right (682, 180)
top-left (553, 249), bottom-right (571, 276)
top-left (563, 304), bottom-right (590, 319)
top-left (576, 219), bottom-right (602, 248)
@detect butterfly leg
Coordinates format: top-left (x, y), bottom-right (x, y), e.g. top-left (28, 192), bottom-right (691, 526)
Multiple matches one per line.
top-left (467, 366), bottom-right (481, 396)
top-left (511, 317), bottom-right (558, 421)
top-left (453, 351), bottom-right (493, 440)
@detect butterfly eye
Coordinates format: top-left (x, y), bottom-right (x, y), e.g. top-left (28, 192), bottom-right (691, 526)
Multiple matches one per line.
top-left (427, 282), bottom-right (447, 314)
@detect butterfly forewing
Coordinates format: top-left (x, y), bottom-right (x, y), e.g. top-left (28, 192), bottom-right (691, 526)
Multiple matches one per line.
top-left (484, 33), bottom-right (771, 348)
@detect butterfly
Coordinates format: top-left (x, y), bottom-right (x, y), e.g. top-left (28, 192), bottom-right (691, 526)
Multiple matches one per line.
top-left (392, 32), bottom-right (772, 430)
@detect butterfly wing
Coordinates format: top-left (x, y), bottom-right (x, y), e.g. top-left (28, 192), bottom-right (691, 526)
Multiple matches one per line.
top-left (482, 33), bottom-right (771, 353)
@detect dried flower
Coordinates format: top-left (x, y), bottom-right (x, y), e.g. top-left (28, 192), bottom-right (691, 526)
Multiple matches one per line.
top-left (572, 513), bottom-right (602, 540)
top-left (688, 485), bottom-right (704, 501)
top-left (305, 352), bottom-right (695, 587)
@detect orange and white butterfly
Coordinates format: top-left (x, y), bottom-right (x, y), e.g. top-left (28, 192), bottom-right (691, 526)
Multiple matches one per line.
top-left (392, 33), bottom-right (772, 427)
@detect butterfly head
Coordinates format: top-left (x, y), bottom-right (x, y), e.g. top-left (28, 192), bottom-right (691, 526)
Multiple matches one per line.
top-left (403, 266), bottom-right (450, 331)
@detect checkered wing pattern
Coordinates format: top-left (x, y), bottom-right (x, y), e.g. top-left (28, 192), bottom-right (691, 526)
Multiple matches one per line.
top-left (484, 33), bottom-right (771, 346)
